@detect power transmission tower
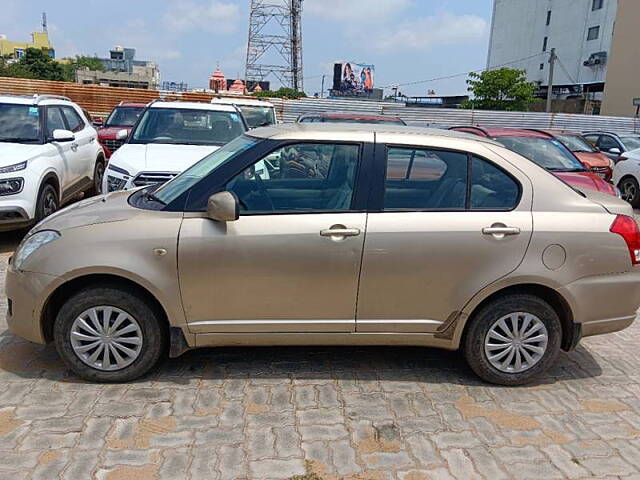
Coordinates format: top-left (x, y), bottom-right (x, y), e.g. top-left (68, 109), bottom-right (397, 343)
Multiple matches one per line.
top-left (245, 0), bottom-right (304, 92)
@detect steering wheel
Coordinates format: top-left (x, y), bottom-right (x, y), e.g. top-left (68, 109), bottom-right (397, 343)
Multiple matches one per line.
top-left (253, 172), bottom-right (275, 211)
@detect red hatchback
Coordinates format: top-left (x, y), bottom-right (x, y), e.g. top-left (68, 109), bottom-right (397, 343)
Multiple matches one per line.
top-left (449, 126), bottom-right (617, 197)
top-left (98, 102), bottom-right (146, 158)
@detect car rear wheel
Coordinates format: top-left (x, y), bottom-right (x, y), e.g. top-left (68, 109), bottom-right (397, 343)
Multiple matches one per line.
top-left (618, 177), bottom-right (640, 208)
top-left (35, 183), bottom-right (58, 223)
top-left (54, 285), bottom-right (166, 382)
top-left (463, 294), bottom-right (561, 386)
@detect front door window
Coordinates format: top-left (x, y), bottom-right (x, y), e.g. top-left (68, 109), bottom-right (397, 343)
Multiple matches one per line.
top-left (226, 143), bottom-right (360, 213)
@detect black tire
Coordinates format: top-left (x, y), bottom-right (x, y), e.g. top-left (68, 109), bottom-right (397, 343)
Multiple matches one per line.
top-left (53, 285), bottom-right (166, 383)
top-left (462, 294), bottom-right (562, 386)
top-left (91, 157), bottom-right (105, 195)
top-left (35, 182), bottom-right (58, 223)
top-left (618, 177), bottom-right (640, 208)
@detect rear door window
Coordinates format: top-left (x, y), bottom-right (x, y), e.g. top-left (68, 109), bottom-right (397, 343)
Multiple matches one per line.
top-left (384, 147), bottom-right (467, 210)
top-left (471, 156), bottom-right (520, 209)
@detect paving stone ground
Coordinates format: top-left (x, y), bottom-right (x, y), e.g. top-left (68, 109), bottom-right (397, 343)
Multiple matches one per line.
top-left (1, 230), bottom-right (640, 480)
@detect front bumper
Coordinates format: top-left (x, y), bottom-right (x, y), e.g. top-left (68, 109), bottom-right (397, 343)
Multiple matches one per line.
top-left (560, 269), bottom-right (640, 339)
top-left (6, 263), bottom-right (57, 344)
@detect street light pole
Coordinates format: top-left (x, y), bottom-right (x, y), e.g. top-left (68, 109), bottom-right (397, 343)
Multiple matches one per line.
top-left (321, 74), bottom-right (325, 98)
top-left (546, 48), bottom-right (557, 113)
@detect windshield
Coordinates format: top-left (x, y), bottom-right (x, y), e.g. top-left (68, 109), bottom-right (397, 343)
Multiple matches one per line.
top-left (556, 134), bottom-right (598, 153)
top-left (105, 106), bottom-right (144, 127)
top-left (154, 135), bottom-right (258, 204)
top-left (496, 136), bottom-right (586, 171)
top-left (620, 136), bottom-right (640, 151)
top-left (239, 106), bottom-right (276, 128)
top-left (0, 104), bottom-right (41, 142)
top-left (131, 107), bottom-right (246, 146)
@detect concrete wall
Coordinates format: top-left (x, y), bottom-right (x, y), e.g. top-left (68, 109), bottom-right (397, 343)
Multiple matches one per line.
top-left (601, 0), bottom-right (640, 117)
top-left (487, 0), bottom-right (618, 88)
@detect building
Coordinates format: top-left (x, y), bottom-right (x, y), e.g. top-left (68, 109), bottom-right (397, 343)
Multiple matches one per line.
top-left (207, 65), bottom-right (269, 94)
top-left (0, 31), bottom-right (54, 59)
top-left (75, 46), bottom-right (159, 89)
top-left (601, 0), bottom-right (640, 117)
top-left (487, 0), bottom-right (619, 105)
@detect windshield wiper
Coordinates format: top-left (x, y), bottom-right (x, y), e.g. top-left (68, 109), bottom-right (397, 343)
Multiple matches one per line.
top-left (143, 189), bottom-right (167, 205)
top-left (0, 137), bottom-right (38, 142)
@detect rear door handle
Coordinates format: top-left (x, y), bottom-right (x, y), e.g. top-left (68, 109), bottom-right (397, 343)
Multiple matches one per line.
top-left (320, 227), bottom-right (361, 238)
top-left (482, 226), bottom-right (521, 236)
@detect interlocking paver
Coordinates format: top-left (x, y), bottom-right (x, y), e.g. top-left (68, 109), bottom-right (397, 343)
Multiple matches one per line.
top-left (1, 232), bottom-right (640, 480)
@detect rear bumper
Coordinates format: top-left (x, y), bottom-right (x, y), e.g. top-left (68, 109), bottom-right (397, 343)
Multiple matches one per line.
top-left (560, 269), bottom-right (640, 339)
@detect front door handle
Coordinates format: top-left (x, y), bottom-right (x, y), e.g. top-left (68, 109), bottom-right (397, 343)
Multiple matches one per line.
top-left (320, 226), bottom-right (361, 239)
top-left (482, 225), bottom-right (521, 237)
top-left (70, 143), bottom-right (79, 152)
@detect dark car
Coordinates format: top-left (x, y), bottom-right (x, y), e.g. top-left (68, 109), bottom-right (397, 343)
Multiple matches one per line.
top-left (297, 112), bottom-right (406, 126)
top-left (450, 126), bottom-right (617, 197)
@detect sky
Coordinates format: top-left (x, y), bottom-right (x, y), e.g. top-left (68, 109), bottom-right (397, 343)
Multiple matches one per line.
top-left (1, 0), bottom-right (494, 97)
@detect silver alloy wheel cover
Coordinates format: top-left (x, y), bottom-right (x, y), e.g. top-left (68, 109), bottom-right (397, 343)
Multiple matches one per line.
top-left (70, 306), bottom-right (143, 371)
top-left (484, 312), bottom-right (548, 374)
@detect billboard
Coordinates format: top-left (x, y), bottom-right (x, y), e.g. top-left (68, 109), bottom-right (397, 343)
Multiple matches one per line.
top-left (332, 62), bottom-right (375, 97)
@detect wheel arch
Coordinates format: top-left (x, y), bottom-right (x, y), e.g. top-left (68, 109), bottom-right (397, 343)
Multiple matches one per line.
top-left (39, 171), bottom-right (61, 196)
top-left (457, 283), bottom-right (575, 352)
top-left (41, 273), bottom-right (170, 344)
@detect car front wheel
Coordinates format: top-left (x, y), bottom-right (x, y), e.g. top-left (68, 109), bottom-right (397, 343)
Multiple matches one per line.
top-left (54, 285), bottom-right (166, 382)
top-left (35, 183), bottom-right (58, 223)
top-left (618, 177), bottom-right (640, 208)
top-left (463, 294), bottom-right (561, 386)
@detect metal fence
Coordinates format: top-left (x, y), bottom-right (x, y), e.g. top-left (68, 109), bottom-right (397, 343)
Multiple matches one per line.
top-left (269, 97), bottom-right (640, 133)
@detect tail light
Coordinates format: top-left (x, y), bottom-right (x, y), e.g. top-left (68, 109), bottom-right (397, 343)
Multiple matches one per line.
top-left (610, 215), bottom-right (640, 265)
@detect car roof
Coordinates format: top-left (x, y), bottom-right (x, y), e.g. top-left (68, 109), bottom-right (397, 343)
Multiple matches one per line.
top-left (449, 126), bottom-right (554, 139)
top-left (248, 122), bottom-right (502, 146)
top-left (0, 94), bottom-right (77, 107)
top-left (211, 97), bottom-right (274, 107)
top-left (301, 112), bottom-right (403, 122)
top-left (117, 102), bottom-right (147, 108)
top-left (148, 100), bottom-right (237, 112)
top-left (526, 128), bottom-right (582, 136)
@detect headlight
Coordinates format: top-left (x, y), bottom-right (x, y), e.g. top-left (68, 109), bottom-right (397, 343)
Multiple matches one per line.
top-left (0, 178), bottom-right (23, 196)
top-left (106, 175), bottom-right (127, 192)
top-left (13, 230), bottom-right (60, 270)
top-left (0, 161), bottom-right (27, 174)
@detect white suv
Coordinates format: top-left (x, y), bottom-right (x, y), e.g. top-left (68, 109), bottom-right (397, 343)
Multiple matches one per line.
top-left (104, 101), bottom-right (248, 192)
top-left (211, 97), bottom-right (277, 129)
top-left (0, 94), bottom-right (105, 230)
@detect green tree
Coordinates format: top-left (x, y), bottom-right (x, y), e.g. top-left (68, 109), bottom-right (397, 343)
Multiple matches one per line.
top-left (0, 48), bottom-right (65, 81)
top-left (61, 55), bottom-right (105, 81)
top-left (461, 68), bottom-right (536, 111)
top-left (254, 87), bottom-right (306, 99)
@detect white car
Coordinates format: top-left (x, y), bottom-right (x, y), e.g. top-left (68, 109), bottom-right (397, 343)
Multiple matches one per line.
top-left (0, 94), bottom-right (105, 230)
top-left (613, 147), bottom-right (640, 207)
top-left (104, 101), bottom-right (250, 192)
top-left (211, 97), bottom-right (277, 129)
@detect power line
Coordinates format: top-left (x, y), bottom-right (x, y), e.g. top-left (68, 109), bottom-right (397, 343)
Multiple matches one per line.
top-left (379, 52), bottom-right (547, 90)
top-left (556, 55), bottom-right (577, 85)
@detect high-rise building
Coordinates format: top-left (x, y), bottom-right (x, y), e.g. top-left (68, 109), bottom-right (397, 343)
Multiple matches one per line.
top-left (487, 0), bottom-right (619, 102)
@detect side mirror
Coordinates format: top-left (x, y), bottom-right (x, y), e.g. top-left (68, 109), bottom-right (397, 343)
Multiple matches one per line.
top-left (609, 147), bottom-right (622, 155)
top-left (92, 117), bottom-right (104, 127)
top-left (207, 191), bottom-right (239, 222)
top-left (116, 129), bottom-right (129, 141)
top-left (51, 129), bottom-right (75, 142)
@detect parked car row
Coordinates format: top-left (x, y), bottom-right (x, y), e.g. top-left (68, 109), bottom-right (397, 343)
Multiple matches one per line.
top-left (2, 97), bottom-right (639, 386)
